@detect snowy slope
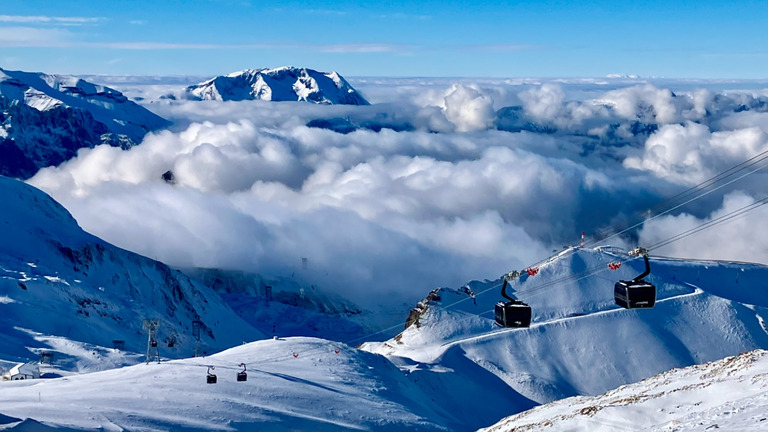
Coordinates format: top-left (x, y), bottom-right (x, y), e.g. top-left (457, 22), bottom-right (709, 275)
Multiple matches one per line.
top-left (184, 268), bottom-right (371, 341)
top-left (480, 349), bottom-right (768, 431)
top-left (362, 247), bottom-right (768, 427)
top-left (2, 209), bottom-right (768, 431)
top-left (0, 175), bottom-right (263, 366)
top-left (0, 337), bottom-right (455, 432)
top-left (183, 67), bottom-right (369, 105)
top-left (0, 68), bottom-right (169, 178)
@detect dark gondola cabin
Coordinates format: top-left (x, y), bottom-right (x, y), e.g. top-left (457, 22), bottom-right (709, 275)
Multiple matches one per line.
top-left (614, 249), bottom-right (656, 309)
top-left (237, 363), bottom-right (247, 382)
top-left (494, 271), bottom-right (532, 328)
top-left (495, 301), bottom-right (532, 327)
top-left (614, 280), bottom-right (656, 309)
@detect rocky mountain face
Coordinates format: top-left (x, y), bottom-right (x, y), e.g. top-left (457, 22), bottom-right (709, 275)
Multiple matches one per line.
top-left (0, 68), bottom-right (169, 179)
top-left (183, 66), bottom-right (369, 105)
top-left (184, 268), bottom-right (368, 341)
top-left (0, 175), bottom-right (261, 364)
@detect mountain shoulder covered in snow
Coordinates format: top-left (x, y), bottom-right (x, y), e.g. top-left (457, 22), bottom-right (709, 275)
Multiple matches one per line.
top-left (0, 175), bottom-right (262, 366)
top-left (0, 68), bottom-right (169, 179)
top-left (362, 247), bottom-right (768, 428)
top-left (181, 66), bottom-right (369, 105)
top-left (0, 337), bottom-right (456, 431)
top-left (481, 349), bottom-right (768, 431)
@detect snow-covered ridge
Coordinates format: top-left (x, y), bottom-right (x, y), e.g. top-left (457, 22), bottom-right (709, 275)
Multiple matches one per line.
top-left (362, 247), bottom-right (768, 428)
top-left (0, 175), bottom-right (261, 364)
top-left (183, 66), bottom-right (369, 105)
top-left (0, 337), bottom-right (454, 431)
top-left (481, 349), bottom-right (768, 431)
top-left (0, 67), bottom-right (169, 178)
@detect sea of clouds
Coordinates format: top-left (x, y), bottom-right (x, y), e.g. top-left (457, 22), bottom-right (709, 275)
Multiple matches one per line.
top-left (28, 77), bottom-right (768, 309)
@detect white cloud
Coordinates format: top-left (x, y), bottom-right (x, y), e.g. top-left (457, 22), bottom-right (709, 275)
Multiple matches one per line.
top-left (638, 192), bottom-right (768, 263)
top-left (0, 26), bottom-right (73, 47)
top-left (319, 44), bottom-right (405, 54)
top-left (0, 15), bottom-right (103, 25)
top-left (624, 122), bottom-right (768, 185)
top-left (601, 84), bottom-right (682, 124)
top-left (519, 83), bottom-right (565, 121)
top-left (442, 84), bottom-right (496, 132)
top-left (26, 79), bottom-right (768, 309)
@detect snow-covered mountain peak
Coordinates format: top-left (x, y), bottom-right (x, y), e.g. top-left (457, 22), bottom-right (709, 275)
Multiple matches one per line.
top-left (0, 68), bottom-right (169, 179)
top-left (183, 66), bottom-right (369, 105)
top-left (0, 68), bottom-right (132, 113)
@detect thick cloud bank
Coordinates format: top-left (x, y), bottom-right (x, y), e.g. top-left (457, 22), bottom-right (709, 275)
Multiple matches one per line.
top-left (29, 77), bottom-right (768, 308)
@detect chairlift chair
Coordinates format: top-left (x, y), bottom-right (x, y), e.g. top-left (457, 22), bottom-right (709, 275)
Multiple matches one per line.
top-left (494, 271), bottom-right (532, 328)
top-left (237, 363), bottom-right (247, 382)
top-left (614, 249), bottom-right (656, 309)
top-left (207, 366), bottom-right (217, 384)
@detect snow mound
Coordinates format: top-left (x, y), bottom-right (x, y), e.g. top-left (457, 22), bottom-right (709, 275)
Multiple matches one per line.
top-left (481, 349), bottom-right (768, 431)
top-left (183, 67), bottom-right (369, 105)
top-left (0, 337), bottom-right (454, 431)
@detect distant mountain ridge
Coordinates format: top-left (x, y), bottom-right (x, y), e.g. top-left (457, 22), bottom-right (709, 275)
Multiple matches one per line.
top-left (0, 68), bottom-right (169, 179)
top-left (183, 66), bottom-right (369, 105)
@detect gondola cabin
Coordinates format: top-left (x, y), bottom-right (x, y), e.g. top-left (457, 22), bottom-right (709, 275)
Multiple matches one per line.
top-left (237, 363), bottom-right (247, 382)
top-left (614, 249), bottom-right (656, 309)
top-left (614, 280), bottom-right (656, 309)
top-left (207, 366), bottom-right (217, 384)
top-left (495, 301), bottom-right (532, 328)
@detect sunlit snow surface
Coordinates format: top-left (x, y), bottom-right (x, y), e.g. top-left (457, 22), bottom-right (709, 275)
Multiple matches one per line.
top-left (0, 338), bottom-right (453, 432)
top-left (480, 349), bottom-right (768, 432)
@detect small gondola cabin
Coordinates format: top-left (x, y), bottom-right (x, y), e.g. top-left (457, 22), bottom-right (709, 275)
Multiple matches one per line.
top-left (614, 280), bottom-right (656, 309)
top-left (495, 301), bottom-right (532, 328)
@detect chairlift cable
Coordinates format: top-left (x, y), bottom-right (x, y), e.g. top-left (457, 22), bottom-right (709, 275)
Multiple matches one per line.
top-left (589, 160), bottom-right (768, 249)
top-left (591, 148), bottom-right (768, 241)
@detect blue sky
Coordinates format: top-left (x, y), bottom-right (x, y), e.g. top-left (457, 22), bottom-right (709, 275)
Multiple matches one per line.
top-left (1, 0), bottom-right (767, 78)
